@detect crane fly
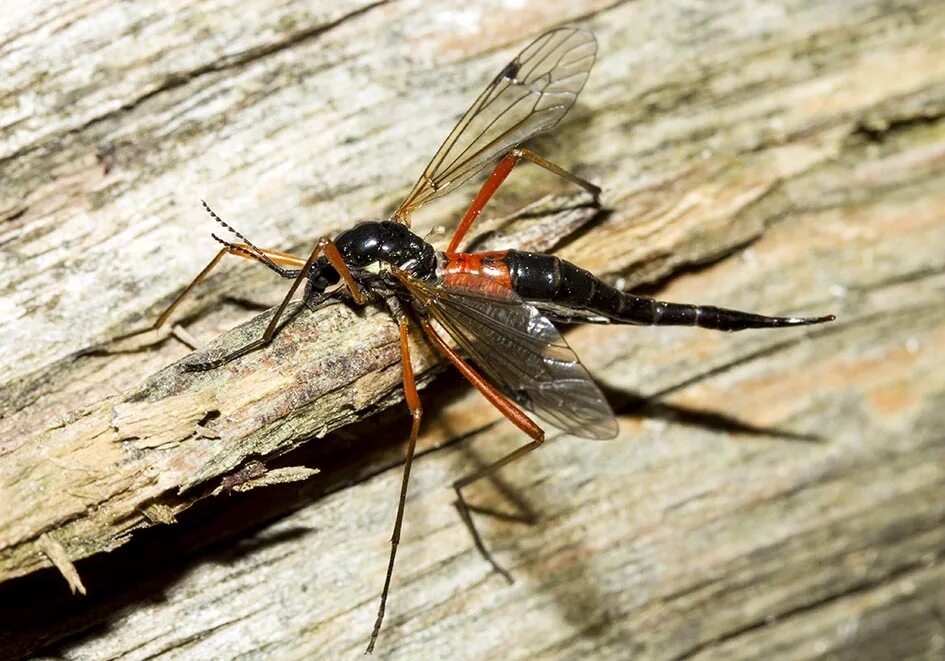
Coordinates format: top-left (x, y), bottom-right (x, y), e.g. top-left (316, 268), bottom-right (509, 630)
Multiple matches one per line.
top-left (114, 27), bottom-right (835, 651)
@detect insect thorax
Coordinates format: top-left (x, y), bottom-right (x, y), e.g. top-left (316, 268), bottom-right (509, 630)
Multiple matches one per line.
top-left (334, 221), bottom-right (437, 279)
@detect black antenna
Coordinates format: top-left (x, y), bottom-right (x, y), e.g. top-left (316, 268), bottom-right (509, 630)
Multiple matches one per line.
top-left (201, 200), bottom-right (282, 272)
top-left (209, 232), bottom-right (257, 261)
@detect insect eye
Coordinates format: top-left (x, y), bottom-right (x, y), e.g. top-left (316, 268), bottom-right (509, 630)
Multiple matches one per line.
top-left (311, 264), bottom-right (340, 291)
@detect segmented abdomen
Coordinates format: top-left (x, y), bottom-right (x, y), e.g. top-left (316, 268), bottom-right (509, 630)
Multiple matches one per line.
top-left (441, 250), bottom-right (830, 331)
top-left (501, 250), bottom-right (829, 331)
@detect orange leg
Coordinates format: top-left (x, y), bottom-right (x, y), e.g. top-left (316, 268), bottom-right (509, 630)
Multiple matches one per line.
top-left (419, 319), bottom-right (545, 582)
top-left (230, 243), bottom-right (307, 268)
top-left (99, 200), bottom-right (310, 350)
top-left (367, 317), bottom-right (423, 654)
top-left (200, 199), bottom-right (308, 277)
top-left (106, 242), bottom-right (307, 350)
top-left (447, 151), bottom-right (520, 254)
top-left (185, 236), bottom-right (361, 371)
top-left (446, 147), bottom-right (602, 254)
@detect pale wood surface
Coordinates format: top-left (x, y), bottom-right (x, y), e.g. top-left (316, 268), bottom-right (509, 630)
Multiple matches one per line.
top-left (1, 0), bottom-right (944, 658)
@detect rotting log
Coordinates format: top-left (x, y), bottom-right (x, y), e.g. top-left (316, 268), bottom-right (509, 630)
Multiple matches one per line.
top-left (1, 0), bottom-right (944, 658)
top-left (0, 195), bottom-right (597, 584)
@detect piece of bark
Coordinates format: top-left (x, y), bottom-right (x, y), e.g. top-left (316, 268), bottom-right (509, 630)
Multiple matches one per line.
top-left (0, 196), bottom-right (597, 586)
top-left (1, 0), bottom-right (944, 658)
top-left (36, 533), bottom-right (86, 596)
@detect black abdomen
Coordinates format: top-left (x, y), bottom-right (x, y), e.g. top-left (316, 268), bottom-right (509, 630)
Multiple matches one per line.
top-left (505, 250), bottom-right (833, 331)
top-left (506, 250), bottom-right (621, 313)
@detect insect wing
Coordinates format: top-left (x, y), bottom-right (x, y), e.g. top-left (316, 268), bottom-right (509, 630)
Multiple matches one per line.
top-left (394, 27), bottom-right (597, 222)
top-left (402, 272), bottom-right (617, 440)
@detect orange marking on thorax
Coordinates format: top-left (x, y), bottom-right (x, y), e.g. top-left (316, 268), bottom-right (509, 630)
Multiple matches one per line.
top-left (442, 251), bottom-right (512, 289)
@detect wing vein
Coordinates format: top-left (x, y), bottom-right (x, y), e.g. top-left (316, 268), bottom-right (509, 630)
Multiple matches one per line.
top-left (393, 27), bottom-right (597, 220)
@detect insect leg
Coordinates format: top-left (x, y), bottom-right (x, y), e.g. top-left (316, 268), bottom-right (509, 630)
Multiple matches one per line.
top-left (319, 236), bottom-right (365, 305)
top-left (102, 242), bottom-right (306, 351)
top-left (225, 243), bottom-right (307, 270)
top-left (447, 147), bottom-right (601, 253)
top-left (184, 236), bottom-right (357, 370)
top-left (419, 319), bottom-right (544, 583)
top-left (447, 151), bottom-right (520, 253)
top-left (516, 147), bottom-right (601, 203)
top-left (200, 200), bottom-right (307, 276)
top-left (367, 316), bottom-right (423, 654)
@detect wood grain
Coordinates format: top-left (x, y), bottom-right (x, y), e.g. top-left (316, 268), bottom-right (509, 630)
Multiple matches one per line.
top-left (1, 0), bottom-right (943, 658)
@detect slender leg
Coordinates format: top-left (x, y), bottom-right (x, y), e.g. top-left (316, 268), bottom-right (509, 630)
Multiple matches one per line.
top-left (89, 200), bottom-right (317, 355)
top-left (446, 148), bottom-right (602, 254)
top-left (516, 148), bottom-right (601, 202)
top-left (320, 238), bottom-right (365, 306)
top-left (185, 237), bottom-right (362, 371)
top-left (453, 441), bottom-right (544, 584)
top-left (447, 151), bottom-right (520, 254)
top-left (367, 317), bottom-right (423, 654)
top-left (200, 200), bottom-right (307, 276)
top-left (225, 243), bottom-right (307, 270)
top-left (101, 242), bottom-right (306, 350)
top-left (419, 320), bottom-right (544, 582)
top-left (170, 325), bottom-right (201, 350)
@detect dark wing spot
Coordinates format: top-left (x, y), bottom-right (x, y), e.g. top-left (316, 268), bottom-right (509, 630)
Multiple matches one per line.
top-left (496, 60), bottom-right (521, 84)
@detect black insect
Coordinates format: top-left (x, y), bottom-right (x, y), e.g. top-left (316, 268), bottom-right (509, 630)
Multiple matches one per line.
top-left (112, 27), bottom-right (834, 651)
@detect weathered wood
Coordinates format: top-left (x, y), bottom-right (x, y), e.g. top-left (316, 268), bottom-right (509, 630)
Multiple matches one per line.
top-left (0, 196), bottom-right (597, 585)
top-left (1, 0), bottom-right (944, 658)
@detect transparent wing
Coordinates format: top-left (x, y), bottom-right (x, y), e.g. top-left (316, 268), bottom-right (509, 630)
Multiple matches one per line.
top-left (393, 27), bottom-right (597, 222)
top-left (401, 272), bottom-right (617, 440)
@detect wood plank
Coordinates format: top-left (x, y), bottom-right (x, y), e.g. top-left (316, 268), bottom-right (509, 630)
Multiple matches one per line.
top-left (1, 0), bottom-right (943, 657)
